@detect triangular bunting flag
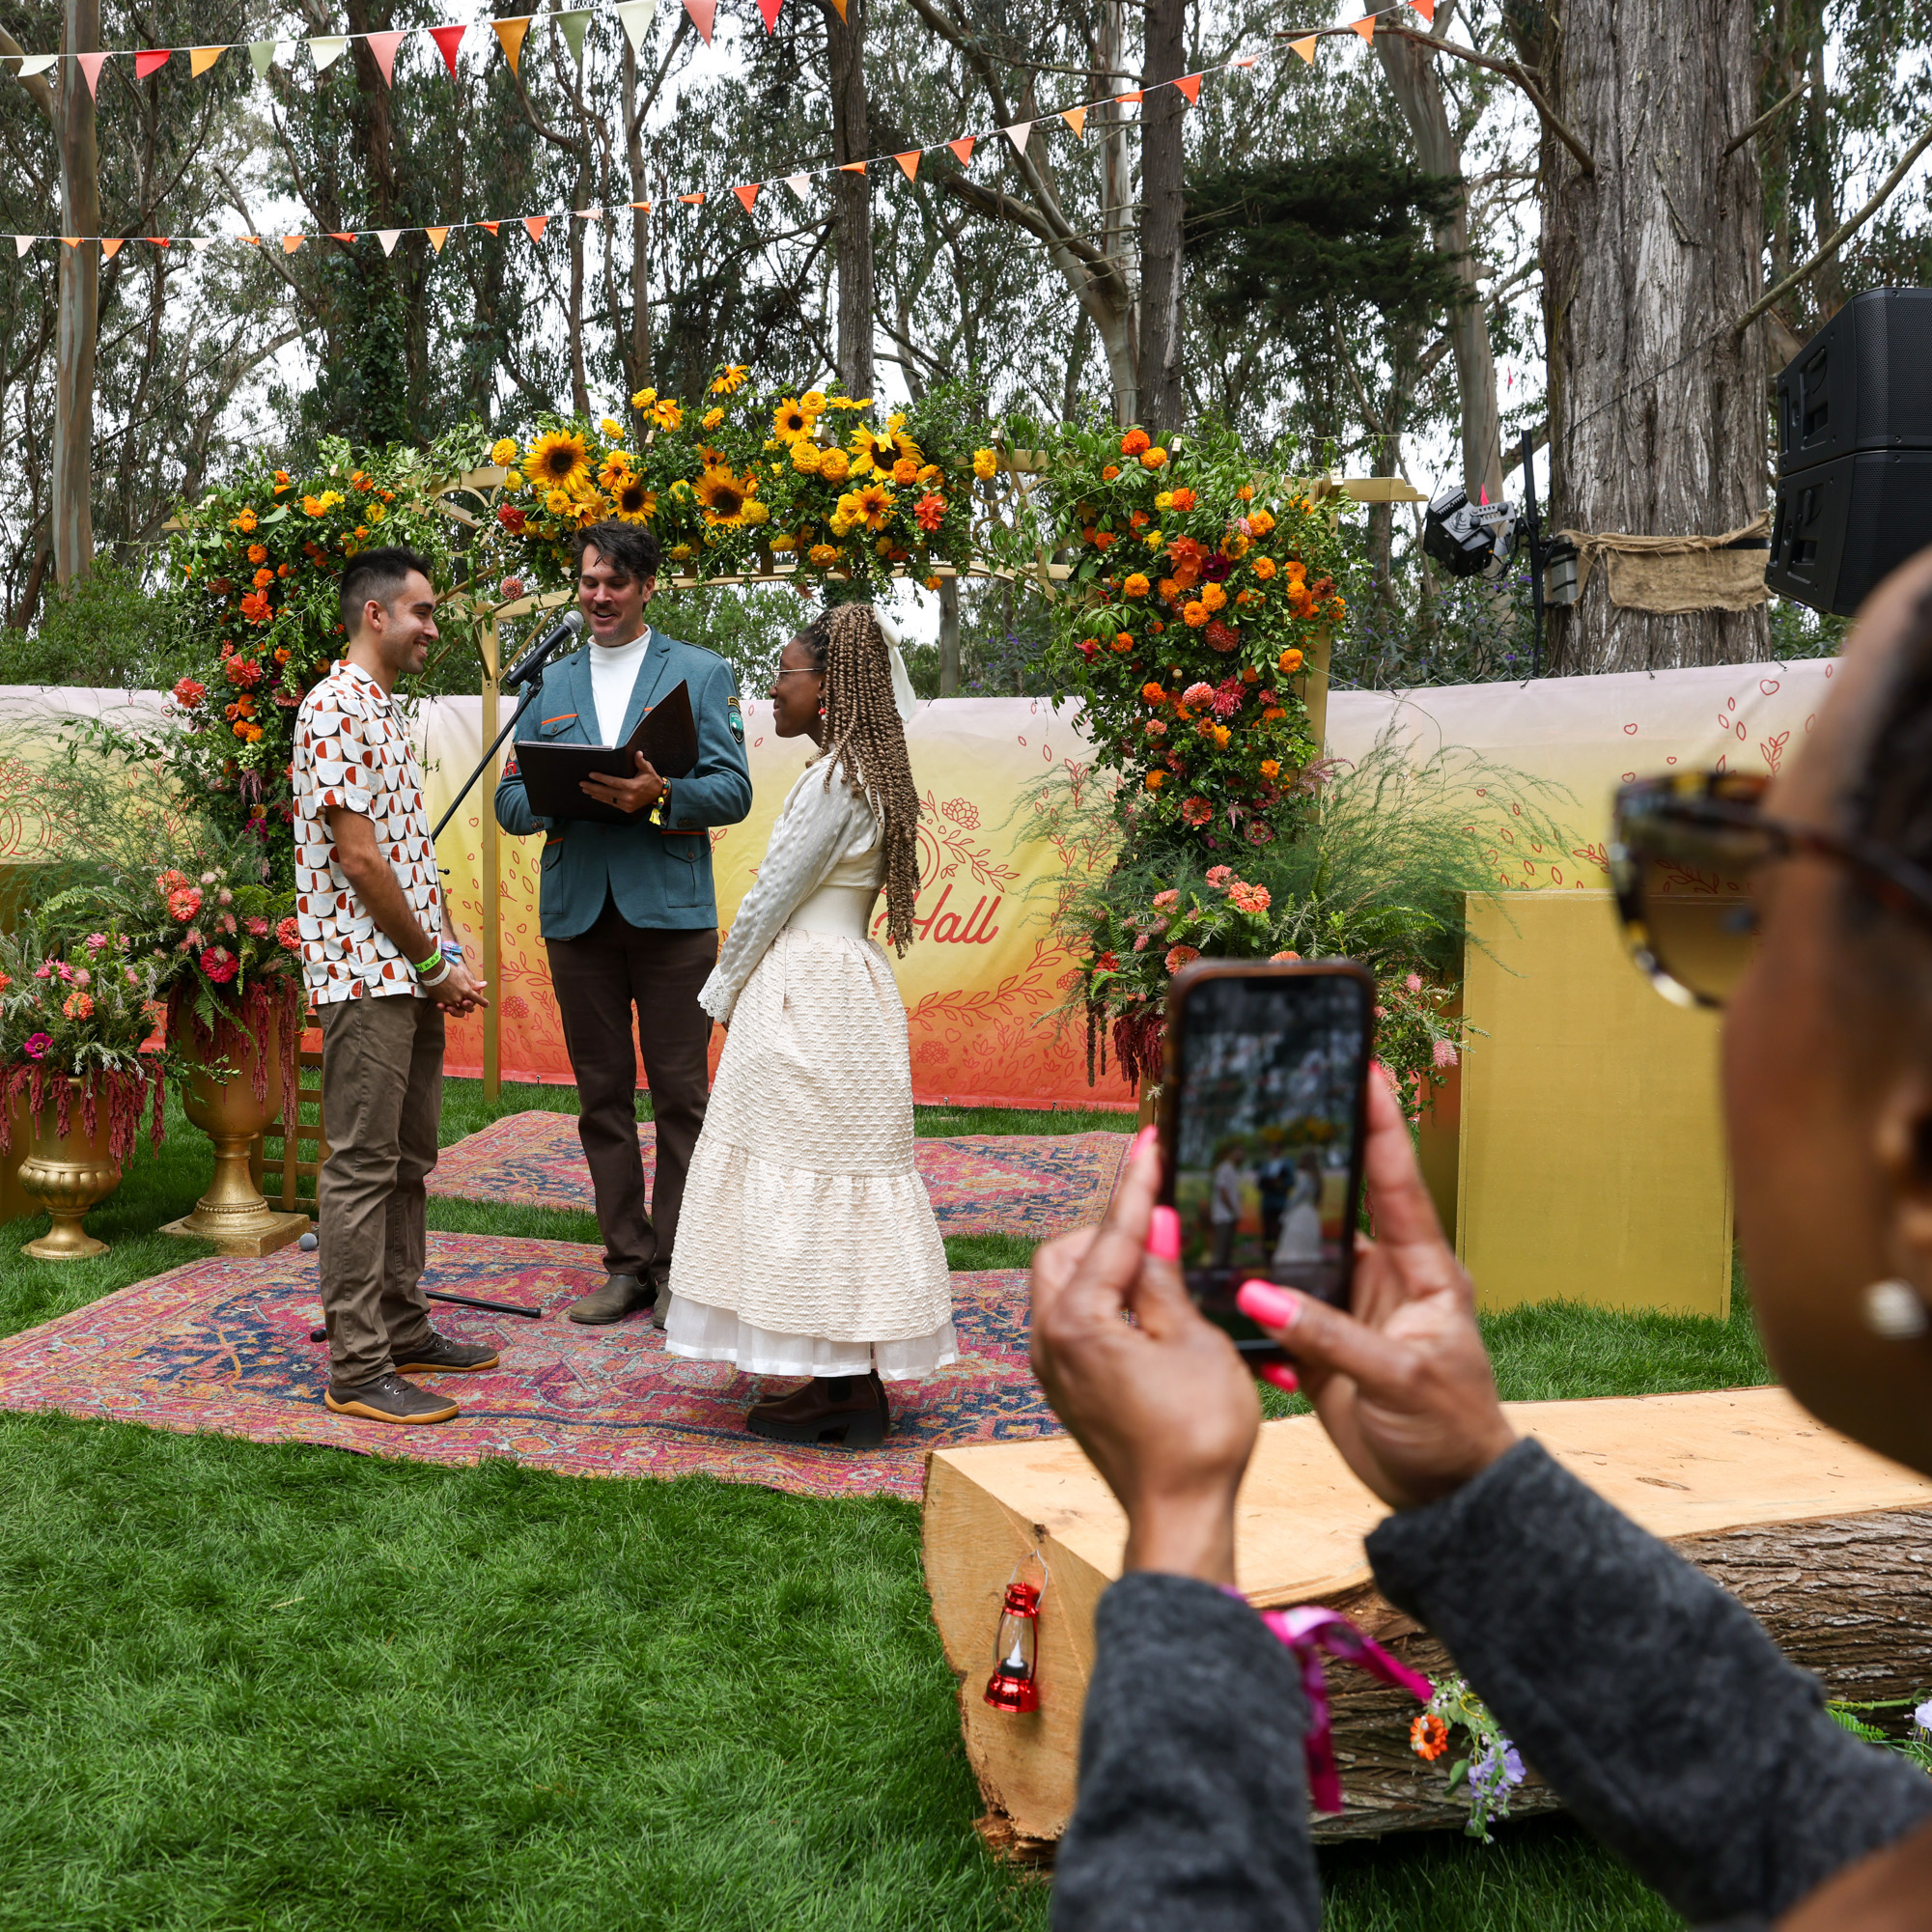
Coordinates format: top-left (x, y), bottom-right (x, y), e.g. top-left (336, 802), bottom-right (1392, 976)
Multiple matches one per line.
top-left (15, 54), bottom-right (56, 77)
top-left (628, 200), bottom-right (651, 212)
top-left (479, 219), bottom-right (501, 235)
top-left (615, 0), bottom-right (656, 51)
top-left (683, 0), bottom-right (716, 42)
top-left (429, 24), bottom-right (465, 72)
top-left (784, 174), bottom-right (809, 199)
top-left (734, 183), bottom-right (759, 211)
top-left (100, 238), bottom-right (124, 258)
top-left (1060, 105), bottom-right (1086, 138)
top-left (492, 17), bottom-right (531, 72)
top-left (1290, 35), bottom-right (1318, 61)
top-left (1003, 122), bottom-right (1031, 154)
top-left (134, 49), bottom-right (169, 78)
top-left (77, 52), bottom-right (110, 98)
top-left (555, 11), bottom-right (592, 63)
top-left (679, 191), bottom-right (706, 205)
top-left (1236, 53), bottom-right (1257, 67)
top-left (829, 0), bottom-right (846, 18)
top-left (522, 214), bottom-right (549, 241)
top-left (365, 30), bottom-right (406, 83)
top-left (146, 236), bottom-right (171, 246)
top-left (894, 150), bottom-right (919, 181)
top-left (838, 161), bottom-right (865, 175)
top-left (947, 136), bottom-right (975, 165)
top-left (249, 40), bottom-right (274, 76)
top-left (377, 229), bottom-right (403, 255)
top-left (189, 46), bottom-right (224, 75)
top-left (14, 236), bottom-right (32, 257)
top-left (281, 235), bottom-right (303, 254)
top-left (1351, 15), bottom-right (1376, 40)
top-left (1413, 0), bottom-right (1436, 18)
top-left (1173, 73), bottom-right (1201, 103)
top-left (63, 238), bottom-right (80, 249)
top-left (1114, 88), bottom-right (1142, 103)
top-left (426, 226), bottom-right (450, 253)
top-left (328, 231), bottom-right (356, 241)
top-left (310, 37), bottom-right (349, 71)
top-left (758, 0), bottom-right (782, 27)
top-left (574, 206), bottom-right (603, 221)
top-left (240, 235), bottom-right (261, 245)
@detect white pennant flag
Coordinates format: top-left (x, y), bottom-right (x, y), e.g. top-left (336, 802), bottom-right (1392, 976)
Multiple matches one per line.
top-left (14, 235), bottom-right (33, 257)
top-left (1003, 121), bottom-right (1032, 154)
top-left (15, 54), bottom-right (57, 76)
top-left (614, 0), bottom-right (656, 52)
top-left (784, 173), bottom-right (810, 200)
top-left (376, 228), bottom-right (404, 256)
top-left (310, 36), bottom-right (349, 70)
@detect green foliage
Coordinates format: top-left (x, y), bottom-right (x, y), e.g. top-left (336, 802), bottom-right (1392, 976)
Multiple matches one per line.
top-left (0, 562), bottom-right (190, 693)
top-left (1767, 596), bottom-right (1848, 662)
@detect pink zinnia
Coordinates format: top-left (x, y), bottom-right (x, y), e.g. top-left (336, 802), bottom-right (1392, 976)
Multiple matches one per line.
top-left (1180, 797), bottom-right (1213, 826)
top-left (200, 946), bottom-right (239, 985)
top-left (276, 915), bottom-right (302, 953)
top-left (1229, 882), bottom-right (1272, 914)
top-left (1151, 889), bottom-right (1179, 910)
top-left (1205, 865), bottom-right (1233, 888)
top-left (1164, 944), bottom-right (1201, 973)
top-left (1181, 682), bottom-right (1216, 709)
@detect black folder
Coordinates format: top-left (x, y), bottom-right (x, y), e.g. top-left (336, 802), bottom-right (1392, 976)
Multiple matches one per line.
top-left (513, 680), bottom-right (699, 826)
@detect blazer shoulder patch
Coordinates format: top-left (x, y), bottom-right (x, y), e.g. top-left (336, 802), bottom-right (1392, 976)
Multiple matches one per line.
top-left (726, 694), bottom-right (744, 742)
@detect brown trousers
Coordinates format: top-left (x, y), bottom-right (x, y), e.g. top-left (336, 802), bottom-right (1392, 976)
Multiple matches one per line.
top-left (318, 993), bottom-right (445, 1386)
top-left (545, 909), bottom-right (716, 1284)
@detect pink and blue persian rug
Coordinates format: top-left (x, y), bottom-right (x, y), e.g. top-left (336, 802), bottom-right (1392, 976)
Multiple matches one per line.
top-left (430, 1111), bottom-right (1133, 1240)
top-left (0, 1235), bottom-right (1060, 1500)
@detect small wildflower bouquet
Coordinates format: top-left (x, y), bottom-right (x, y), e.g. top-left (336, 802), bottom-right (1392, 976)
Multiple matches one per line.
top-left (0, 927), bottom-right (166, 1162)
top-left (1411, 1674), bottom-right (1526, 1841)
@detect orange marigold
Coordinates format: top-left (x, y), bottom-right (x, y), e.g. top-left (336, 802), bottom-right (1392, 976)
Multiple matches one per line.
top-left (1158, 577), bottom-right (1180, 601)
top-left (1144, 770), bottom-right (1166, 790)
top-left (1102, 464), bottom-right (1121, 481)
top-left (1278, 648), bottom-right (1304, 674)
top-left (1237, 484), bottom-right (1255, 501)
top-left (1140, 446), bottom-right (1168, 470)
top-left (1248, 507), bottom-right (1275, 535)
top-left (1123, 573), bottom-right (1151, 598)
top-left (1120, 428), bottom-right (1151, 457)
top-left (1200, 582), bottom-right (1227, 612)
top-left (1259, 758), bottom-right (1280, 779)
top-left (1254, 556), bottom-right (1277, 580)
top-left (1183, 602), bottom-right (1209, 628)
top-left (1169, 487), bottom-right (1194, 512)
top-left (1109, 632), bottom-right (1133, 653)
top-left (1141, 682), bottom-right (1166, 705)
top-left (247, 543), bottom-right (267, 564)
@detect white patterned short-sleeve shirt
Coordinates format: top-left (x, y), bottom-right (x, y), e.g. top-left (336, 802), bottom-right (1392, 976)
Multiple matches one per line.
top-left (292, 659), bottom-right (443, 1004)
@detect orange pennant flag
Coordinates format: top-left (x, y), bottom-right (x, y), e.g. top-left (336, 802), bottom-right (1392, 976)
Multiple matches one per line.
top-left (894, 150), bottom-right (920, 181)
top-left (839, 160), bottom-right (866, 175)
top-left (1061, 105), bottom-right (1087, 138)
top-left (947, 136), bottom-right (975, 165)
top-left (146, 236), bottom-right (171, 246)
top-left (1115, 88), bottom-right (1142, 103)
top-left (734, 183), bottom-right (759, 212)
top-left (492, 17), bottom-right (531, 72)
top-left (241, 235), bottom-right (261, 245)
top-left (329, 231), bottom-right (356, 241)
top-left (679, 191), bottom-right (706, 206)
top-left (1352, 14), bottom-right (1375, 38)
top-left (479, 220), bottom-right (501, 235)
top-left (1173, 73), bottom-right (1202, 103)
top-left (1413, 0), bottom-right (1435, 16)
top-left (281, 235), bottom-right (303, 253)
top-left (101, 237), bottom-right (125, 258)
top-left (1290, 34), bottom-right (1318, 61)
top-left (522, 214), bottom-right (549, 241)
top-left (62, 238), bottom-right (80, 248)
top-left (189, 46), bottom-right (225, 75)
top-left (629, 200), bottom-right (652, 212)
top-left (426, 226), bottom-right (450, 253)
top-left (830, 0), bottom-right (846, 16)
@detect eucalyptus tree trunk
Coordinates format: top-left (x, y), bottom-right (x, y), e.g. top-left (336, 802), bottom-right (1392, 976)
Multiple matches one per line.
top-left (827, 0), bottom-right (875, 398)
top-left (1134, 0), bottom-right (1186, 434)
top-left (622, 44), bottom-right (652, 393)
top-left (1530, 0), bottom-right (1769, 672)
top-left (54, 0), bottom-right (99, 586)
top-left (938, 577), bottom-right (961, 693)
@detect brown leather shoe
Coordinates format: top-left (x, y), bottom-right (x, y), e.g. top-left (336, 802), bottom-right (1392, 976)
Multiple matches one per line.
top-left (323, 1373), bottom-right (460, 1425)
top-left (568, 1273), bottom-right (651, 1325)
top-left (393, 1330), bottom-right (500, 1374)
top-left (746, 1371), bottom-right (889, 1447)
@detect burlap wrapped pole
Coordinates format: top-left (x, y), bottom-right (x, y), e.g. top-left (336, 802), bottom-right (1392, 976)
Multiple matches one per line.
top-left (1557, 508), bottom-right (1771, 614)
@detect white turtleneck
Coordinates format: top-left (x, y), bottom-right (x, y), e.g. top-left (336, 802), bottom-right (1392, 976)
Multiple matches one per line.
top-left (588, 630), bottom-right (651, 745)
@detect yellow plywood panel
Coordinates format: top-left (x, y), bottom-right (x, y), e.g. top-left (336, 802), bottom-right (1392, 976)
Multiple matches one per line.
top-left (1457, 891), bottom-right (1731, 1316)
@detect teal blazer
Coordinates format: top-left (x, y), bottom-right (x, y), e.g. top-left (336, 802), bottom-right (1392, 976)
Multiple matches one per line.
top-left (493, 629), bottom-right (753, 938)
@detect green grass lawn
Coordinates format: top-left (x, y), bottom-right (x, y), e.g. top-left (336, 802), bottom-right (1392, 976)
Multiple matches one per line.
top-left (0, 1078), bottom-right (1770, 1930)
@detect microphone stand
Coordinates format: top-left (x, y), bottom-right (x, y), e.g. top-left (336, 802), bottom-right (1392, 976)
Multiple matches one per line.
top-left (430, 616), bottom-right (578, 843)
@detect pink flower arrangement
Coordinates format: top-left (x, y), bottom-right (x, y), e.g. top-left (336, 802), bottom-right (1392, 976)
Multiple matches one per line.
top-left (22, 1033), bottom-right (49, 1059)
top-left (1205, 865), bottom-right (1233, 888)
top-left (1164, 944), bottom-right (1201, 973)
top-left (1228, 881), bottom-right (1271, 914)
top-left (200, 947), bottom-right (239, 985)
top-left (166, 886), bottom-right (203, 922)
top-left (1151, 889), bottom-right (1179, 910)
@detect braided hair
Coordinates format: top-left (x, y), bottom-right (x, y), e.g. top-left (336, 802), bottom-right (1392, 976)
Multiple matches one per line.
top-left (798, 602), bottom-right (922, 954)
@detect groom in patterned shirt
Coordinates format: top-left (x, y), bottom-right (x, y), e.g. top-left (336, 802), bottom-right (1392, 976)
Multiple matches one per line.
top-left (293, 546), bottom-right (493, 1426)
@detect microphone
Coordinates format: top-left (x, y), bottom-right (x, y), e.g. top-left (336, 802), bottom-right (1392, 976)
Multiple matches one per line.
top-left (502, 608), bottom-right (584, 689)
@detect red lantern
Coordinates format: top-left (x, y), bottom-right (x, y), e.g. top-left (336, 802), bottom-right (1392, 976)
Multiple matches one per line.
top-left (985, 1554), bottom-right (1048, 1713)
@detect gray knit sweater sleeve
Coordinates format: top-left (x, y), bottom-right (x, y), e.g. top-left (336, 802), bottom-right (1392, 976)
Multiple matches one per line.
top-left (1051, 1572), bottom-right (1321, 1932)
top-left (1367, 1437), bottom-right (1932, 1929)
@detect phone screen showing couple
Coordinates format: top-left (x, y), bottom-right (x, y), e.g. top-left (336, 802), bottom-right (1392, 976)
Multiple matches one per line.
top-left (1167, 969), bottom-right (1372, 1348)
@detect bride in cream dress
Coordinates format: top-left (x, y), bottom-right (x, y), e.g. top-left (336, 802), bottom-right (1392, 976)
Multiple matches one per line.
top-left (663, 602), bottom-right (955, 1446)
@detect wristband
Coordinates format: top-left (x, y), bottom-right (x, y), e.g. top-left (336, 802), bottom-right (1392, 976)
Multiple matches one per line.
top-left (418, 959), bottom-right (452, 989)
top-left (412, 947), bottom-right (443, 975)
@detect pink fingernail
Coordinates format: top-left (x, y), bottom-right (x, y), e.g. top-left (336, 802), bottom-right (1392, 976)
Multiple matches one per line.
top-left (1131, 1124), bottom-right (1158, 1161)
top-left (1260, 1363), bottom-right (1300, 1392)
top-left (1147, 1205), bottom-right (1181, 1261)
top-left (1236, 1278), bottom-right (1298, 1330)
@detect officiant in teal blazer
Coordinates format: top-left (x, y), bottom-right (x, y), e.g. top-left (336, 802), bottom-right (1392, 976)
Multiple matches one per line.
top-left (494, 521), bottom-right (752, 1330)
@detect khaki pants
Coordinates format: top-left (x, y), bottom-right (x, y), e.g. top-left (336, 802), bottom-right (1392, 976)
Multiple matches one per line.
top-left (318, 993), bottom-right (445, 1386)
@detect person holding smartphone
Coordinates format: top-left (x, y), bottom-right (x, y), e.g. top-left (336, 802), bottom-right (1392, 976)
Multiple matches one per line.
top-left (1031, 548), bottom-right (1932, 1930)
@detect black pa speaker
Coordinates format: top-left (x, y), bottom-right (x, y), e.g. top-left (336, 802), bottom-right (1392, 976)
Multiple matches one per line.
top-left (1766, 290), bottom-right (1932, 614)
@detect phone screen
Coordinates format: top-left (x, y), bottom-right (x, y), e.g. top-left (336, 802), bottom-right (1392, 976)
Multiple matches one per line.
top-left (1166, 968), bottom-right (1373, 1346)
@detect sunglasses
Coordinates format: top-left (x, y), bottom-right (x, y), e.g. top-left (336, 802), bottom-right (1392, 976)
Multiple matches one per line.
top-left (1610, 770), bottom-right (1932, 1009)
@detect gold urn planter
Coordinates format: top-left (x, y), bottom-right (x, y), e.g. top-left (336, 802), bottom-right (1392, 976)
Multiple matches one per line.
top-left (161, 1000), bottom-right (310, 1257)
top-left (16, 1079), bottom-right (123, 1261)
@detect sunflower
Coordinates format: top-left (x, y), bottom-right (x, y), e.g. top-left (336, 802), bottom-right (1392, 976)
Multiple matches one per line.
top-left (652, 398), bottom-right (684, 433)
top-left (848, 481), bottom-right (895, 531)
top-left (694, 464), bottom-right (758, 526)
top-left (771, 397), bottom-right (816, 441)
top-left (574, 494), bottom-right (607, 527)
top-left (526, 430), bottom-right (590, 490)
top-left (709, 363), bottom-right (751, 396)
top-left (597, 453), bottom-right (633, 490)
top-left (612, 476), bottom-right (658, 522)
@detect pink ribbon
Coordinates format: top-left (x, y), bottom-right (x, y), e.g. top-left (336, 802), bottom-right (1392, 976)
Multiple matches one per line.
top-left (1233, 1595), bottom-right (1434, 1813)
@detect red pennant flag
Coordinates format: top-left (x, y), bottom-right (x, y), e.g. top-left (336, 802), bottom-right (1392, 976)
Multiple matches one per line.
top-left (100, 238), bottom-right (125, 258)
top-left (1351, 15), bottom-right (1375, 40)
top-left (429, 24), bottom-right (466, 72)
top-left (77, 52), bottom-right (111, 98)
top-left (146, 236), bottom-right (171, 246)
top-left (679, 191), bottom-right (706, 205)
top-left (478, 220), bottom-right (501, 235)
top-left (948, 136), bottom-right (975, 165)
top-left (523, 214), bottom-right (549, 241)
top-left (1173, 72), bottom-right (1202, 103)
top-left (683, 0), bottom-right (716, 42)
top-left (365, 30), bottom-right (406, 82)
top-left (894, 150), bottom-right (920, 181)
top-left (757, 0), bottom-right (782, 28)
top-left (134, 49), bottom-right (169, 78)
top-left (734, 183), bottom-right (759, 212)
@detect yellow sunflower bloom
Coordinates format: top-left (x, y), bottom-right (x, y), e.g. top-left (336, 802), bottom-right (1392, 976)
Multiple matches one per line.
top-left (611, 476), bottom-right (657, 522)
top-left (770, 398), bottom-right (816, 441)
top-left (710, 363), bottom-right (751, 395)
top-left (489, 437), bottom-right (519, 466)
top-left (851, 482), bottom-right (894, 531)
top-left (597, 454), bottom-right (633, 490)
top-left (693, 464), bottom-right (759, 526)
top-left (652, 399), bottom-right (684, 433)
top-left (527, 430), bottom-right (590, 490)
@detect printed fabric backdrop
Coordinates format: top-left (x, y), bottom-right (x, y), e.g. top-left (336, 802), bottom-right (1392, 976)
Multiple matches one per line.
top-left (0, 658), bottom-right (1840, 1107)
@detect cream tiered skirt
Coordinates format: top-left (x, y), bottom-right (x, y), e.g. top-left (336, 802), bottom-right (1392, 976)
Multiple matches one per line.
top-left (664, 927), bottom-right (958, 1381)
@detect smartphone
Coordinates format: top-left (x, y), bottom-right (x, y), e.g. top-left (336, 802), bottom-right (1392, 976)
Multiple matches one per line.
top-left (1157, 960), bottom-right (1376, 1364)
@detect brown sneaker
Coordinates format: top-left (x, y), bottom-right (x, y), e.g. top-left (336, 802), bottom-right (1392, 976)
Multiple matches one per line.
top-left (324, 1373), bottom-right (461, 1425)
top-left (393, 1330), bottom-right (500, 1374)
top-left (746, 1370), bottom-right (889, 1447)
top-left (567, 1273), bottom-right (651, 1325)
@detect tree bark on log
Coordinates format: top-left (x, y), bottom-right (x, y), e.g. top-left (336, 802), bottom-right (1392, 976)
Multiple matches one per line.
top-left (827, 0), bottom-right (875, 400)
top-left (1525, 0), bottom-right (1769, 672)
top-left (54, 0), bottom-right (100, 588)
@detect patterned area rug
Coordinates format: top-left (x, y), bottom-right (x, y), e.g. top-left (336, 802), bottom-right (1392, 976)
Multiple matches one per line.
top-left (0, 1235), bottom-right (1060, 1501)
top-left (431, 1111), bottom-right (1132, 1240)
